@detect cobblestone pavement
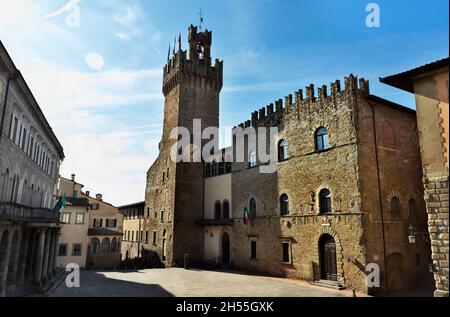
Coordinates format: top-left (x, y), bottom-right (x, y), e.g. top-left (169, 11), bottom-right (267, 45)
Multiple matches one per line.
top-left (45, 268), bottom-right (368, 297)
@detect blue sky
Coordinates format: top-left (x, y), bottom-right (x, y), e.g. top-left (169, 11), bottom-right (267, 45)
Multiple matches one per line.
top-left (0, 0), bottom-right (448, 205)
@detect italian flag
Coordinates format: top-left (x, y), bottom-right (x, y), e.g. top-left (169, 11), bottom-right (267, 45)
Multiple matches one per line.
top-left (53, 195), bottom-right (68, 212)
top-left (243, 207), bottom-right (249, 225)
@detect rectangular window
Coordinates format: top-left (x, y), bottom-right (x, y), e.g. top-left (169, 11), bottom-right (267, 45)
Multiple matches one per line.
top-left (75, 213), bottom-right (85, 224)
top-left (127, 231), bottom-right (130, 241)
top-left (58, 244), bottom-right (68, 256)
top-left (161, 210), bottom-right (165, 223)
top-left (153, 231), bottom-right (157, 245)
top-left (91, 203), bottom-right (99, 210)
top-left (72, 244), bottom-right (82, 256)
top-left (93, 219), bottom-right (103, 228)
top-left (251, 241), bottom-right (257, 259)
top-left (12, 117), bottom-right (18, 143)
top-left (21, 129), bottom-right (27, 150)
top-left (282, 243), bottom-right (291, 263)
top-left (145, 231), bottom-right (149, 244)
top-left (106, 219), bottom-right (116, 228)
top-left (131, 231), bottom-right (134, 241)
top-left (60, 213), bottom-right (70, 224)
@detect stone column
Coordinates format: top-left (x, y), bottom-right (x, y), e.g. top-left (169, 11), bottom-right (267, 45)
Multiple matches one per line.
top-left (0, 230), bottom-right (12, 297)
top-left (52, 229), bottom-right (60, 274)
top-left (6, 230), bottom-right (22, 294)
top-left (16, 229), bottom-right (30, 286)
top-left (32, 228), bottom-right (46, 290)
top-left (46, 229), bottom-right (56, 280)
top-left (25, 230), bottom-right (36, 282)
top-left (41, 229), bottom-right (51, 286)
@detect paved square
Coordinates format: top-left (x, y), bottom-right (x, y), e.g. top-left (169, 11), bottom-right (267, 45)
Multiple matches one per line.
top-left (46, 268), bottom-right (361, 297)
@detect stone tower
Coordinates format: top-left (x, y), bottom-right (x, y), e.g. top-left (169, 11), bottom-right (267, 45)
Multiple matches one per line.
top-left (144, 25), bottom-right (223, 267)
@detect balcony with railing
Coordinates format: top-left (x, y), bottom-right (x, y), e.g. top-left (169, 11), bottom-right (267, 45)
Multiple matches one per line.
top-left (0, 202), bottom-right (60, 222)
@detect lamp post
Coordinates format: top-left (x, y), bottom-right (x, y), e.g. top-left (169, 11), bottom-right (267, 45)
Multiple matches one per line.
top-left (0, 70), bottom-right (20, 140)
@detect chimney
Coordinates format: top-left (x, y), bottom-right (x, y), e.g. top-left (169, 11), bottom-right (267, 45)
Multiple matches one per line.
top-left (71, 174), bottom-right (76, 182)
top-left (96, 194), bottom-right (103, 201)
top-left (85, 191), bottom-right (90, 197)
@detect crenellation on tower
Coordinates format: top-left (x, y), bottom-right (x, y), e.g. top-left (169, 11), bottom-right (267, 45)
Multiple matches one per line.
top-left (318, 85), bottom-right (328, 100)
top-left (330, 80), bottom-right (341, 96)
top-left (306, 84), bottom-right (316, 102)
top-left (295, 89), bottom-right (304, 104)
top-left (162, 26), bottom-right (223, 97)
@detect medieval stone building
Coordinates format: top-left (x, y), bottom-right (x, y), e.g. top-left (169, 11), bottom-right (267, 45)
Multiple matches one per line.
top-left (142, 25), bottom-right (435, 295)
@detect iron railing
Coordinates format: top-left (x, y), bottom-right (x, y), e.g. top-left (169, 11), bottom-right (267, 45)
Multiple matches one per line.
top-left (0, 202), bottom-right (59, 222)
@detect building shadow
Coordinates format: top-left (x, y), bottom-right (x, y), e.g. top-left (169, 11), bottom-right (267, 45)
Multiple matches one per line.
top-left (50, 271), bottom-right (174, 297)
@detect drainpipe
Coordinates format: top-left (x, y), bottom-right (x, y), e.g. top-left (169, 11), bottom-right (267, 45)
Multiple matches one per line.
top-left (368, 100), bottom-right (389, 293)
top-left (0, 70), bottom-right (21, 140)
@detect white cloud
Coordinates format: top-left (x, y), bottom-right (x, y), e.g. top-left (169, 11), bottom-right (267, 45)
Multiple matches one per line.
top-left (114, 5), bottom-right (140, 27)
top-left (116, 32), bottom-right (130, 40)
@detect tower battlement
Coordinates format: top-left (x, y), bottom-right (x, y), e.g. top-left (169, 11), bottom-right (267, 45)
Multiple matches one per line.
top-left (163, 25), bottom-right (223, 96)
top-left (235, 74), bottom-right (370, 129)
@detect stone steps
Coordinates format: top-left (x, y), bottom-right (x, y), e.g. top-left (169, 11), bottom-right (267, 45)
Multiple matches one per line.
top-left (310, 279), bottom-right (346, 290)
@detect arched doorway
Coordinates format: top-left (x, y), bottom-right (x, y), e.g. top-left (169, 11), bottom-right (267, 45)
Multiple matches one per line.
top-left (319, 234), bottom-right (337, 281)
top-left (0, 230), bottom-right (10, 297)
top-left (221, 233), bottom-right (230, 264)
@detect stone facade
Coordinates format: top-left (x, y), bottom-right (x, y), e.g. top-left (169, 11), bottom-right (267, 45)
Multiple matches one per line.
top-left (0, 41), bottom-right (64, 297)
top-left (142, 26), bottom-right (434, 295)
top-left (143, 25), bottom-right (223, 267)
top-left (119, 202), bottom-right (146, 265)
top-left (381, 58), bottom-right (449, 297)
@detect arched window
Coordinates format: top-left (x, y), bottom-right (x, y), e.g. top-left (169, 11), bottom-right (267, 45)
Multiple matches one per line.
top-left (249, 198), bottom-right (257, 218)
top-left (278, 140), bottom-right (288, 161)
top-left (91, 238), bottom-right (100, 253)
top-left (409, 199), bottom-right (417, 221)
top-left (249, 151), bottom-right (257, 168)
top-left (280, 194), bottom-right (290, 216)
top-left (214, 201), bottom-right (221, 219)
top-left (319, 189), bottom-right (332, 214)
top-left (315, 127), bottom-right (329, 151)
top-left (111, 238), bottom-right (117, 252)
top-left (223, 200), bottom-right (230, 219)
top-left (101, 238), bottom-right (110, 253)
top-left (391, 197), bottom-right (401, 219)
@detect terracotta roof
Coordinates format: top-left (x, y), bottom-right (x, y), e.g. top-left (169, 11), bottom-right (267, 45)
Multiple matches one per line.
top-left (88, 228), bottom-right (123, 236)
top-left (118, 201), bottom-right (145, 210)
top-left (380, 58), bottom-right (449, 93)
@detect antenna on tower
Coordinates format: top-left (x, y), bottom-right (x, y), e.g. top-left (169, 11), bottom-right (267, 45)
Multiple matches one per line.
top-left (198, 9), bottom-right (204, 31)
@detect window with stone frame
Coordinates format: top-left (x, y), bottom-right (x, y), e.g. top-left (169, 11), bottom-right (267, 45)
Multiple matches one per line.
top-left (280, 194), bottom-right (290, 216)
top-left (58, 243), bottom-right (68, 256)
top-left (319, 189), bottom-right (332, 214)
top-left (153, 231), bottom-right (157, 245)
top-left (60, 212), bottom-right (71, 224)
top-left (282, 242), bottom-right (291, 263)
top-left (75, 213), bottom-right (85, 224)
top-left (93, 218), bottom-right (103, 228)
top-left (223, 200), bottom-right (230, 219)
top-left (391, 197), bottom-right (401, 219)
top-left (315, 127), bottom-right (329, 152)
top-left (214, 201), bottom-right (222, 219)
top-left (72, 244), bottom-right (82, 256)
top-left (250, 240), bottom-right (257, 260)
top-left (278, 139), bottom-right (288, 161)
top-left (249, 198), bottom-right (257, 218)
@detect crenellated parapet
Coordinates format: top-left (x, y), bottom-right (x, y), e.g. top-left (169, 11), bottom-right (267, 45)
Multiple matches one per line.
top-left (235, 74), bottom-right (370, 129)
top-left (162, 25), bottom-right (223, 96)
